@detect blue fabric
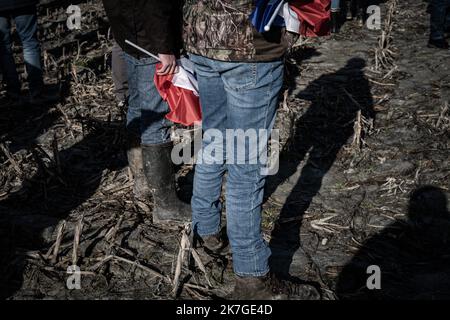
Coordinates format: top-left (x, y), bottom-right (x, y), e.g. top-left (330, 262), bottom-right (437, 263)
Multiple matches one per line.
top-left (0, 5), bottom-right (42, 97)
top-left (111, 41), bottom-right (128, 102)
top-left (250, 0), bottom-right (285, 33)
top-left (189, 54), bottom-right (284, 277)
top-left (0, 0), bottom-right (37, 12)
top-left (430, 0), bottom-right (450, 40)
top-left (331, 0), bottom-right (340, 11)
top-left (123, 53), bottom-right (172, 145)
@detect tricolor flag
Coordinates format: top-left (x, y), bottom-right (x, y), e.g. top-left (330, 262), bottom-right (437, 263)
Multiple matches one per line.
top-left (154, 58), bottom-right (202, 127)
top-left (250, 0), bottom-right (331, 37)
top-left (281, 2), bottom-right (301, 33)
top-left (125, 40), bottom-right (202, 127)
top-left (288, 0), bottom-right (331, 37)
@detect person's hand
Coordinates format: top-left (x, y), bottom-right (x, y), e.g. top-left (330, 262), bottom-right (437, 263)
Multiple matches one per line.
top-left (157, 54), bottom-right (178, 75)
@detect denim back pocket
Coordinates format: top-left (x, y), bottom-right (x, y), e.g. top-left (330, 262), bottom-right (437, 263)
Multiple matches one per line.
top-left (224, 63), bottom-right (258, 91)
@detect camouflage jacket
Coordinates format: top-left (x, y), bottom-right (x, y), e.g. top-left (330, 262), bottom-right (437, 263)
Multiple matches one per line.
top-left (183, 0), bottom-right (287, 62)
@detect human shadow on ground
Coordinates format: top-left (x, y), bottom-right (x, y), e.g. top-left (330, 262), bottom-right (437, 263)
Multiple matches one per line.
top-left (336, 185), bottom-right (450, 299)
top-left (267, 57), bottom-right (375, 282)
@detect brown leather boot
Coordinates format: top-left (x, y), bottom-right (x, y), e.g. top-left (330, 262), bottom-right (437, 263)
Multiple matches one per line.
top-left (193, 229), bottom-right (229, 256)
top-left (233, 274), bottom-right (321, 300)
top-left (233, 275), bottom-right (287, 300)
top-left (127, 134), bottom-right (151, 200)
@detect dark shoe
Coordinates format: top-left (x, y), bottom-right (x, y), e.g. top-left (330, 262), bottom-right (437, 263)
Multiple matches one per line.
top-left (142, 141), bottom-right (191, 224)
top-left (194, 229), bottom-right (229, 256)
top-left (428, 38), bottom-right (449, 49)
top-left (233, 274), bottom-right (321, 300)
top-left (270, 276), bottom-right (322, 300)
top-left (233, 275), bottom-right (287, 300)
top-left (331, 10), bottom-right (340, 33)
top-left (127, 134), bottom-right (151, 200)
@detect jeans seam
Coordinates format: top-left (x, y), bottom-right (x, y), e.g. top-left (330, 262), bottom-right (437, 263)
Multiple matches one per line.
top-left (191, 56), bottom-right (224, 241)
top-left (247, 63), bottom-right (273, 275)
top-left (251, 63), bottom-right (260, 274)
top-left (252, 63), bottom-right (257, 87)
top-left (256, 63), bottom-right (275, 274)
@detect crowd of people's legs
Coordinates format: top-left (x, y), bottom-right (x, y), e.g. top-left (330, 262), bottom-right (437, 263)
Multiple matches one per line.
top-left (330, 0), bottom-right (450, 50)
top-left (330, 0), bottom-right (368, 34)
top-left (0, 1), bottom-right (60, 107)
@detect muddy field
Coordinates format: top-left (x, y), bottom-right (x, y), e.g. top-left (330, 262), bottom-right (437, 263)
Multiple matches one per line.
top-left (0, 0), bottom-right (449, 300)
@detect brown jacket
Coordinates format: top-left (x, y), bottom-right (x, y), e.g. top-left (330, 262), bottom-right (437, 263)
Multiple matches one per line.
top-left (102, 0), bottom-right (182, 58)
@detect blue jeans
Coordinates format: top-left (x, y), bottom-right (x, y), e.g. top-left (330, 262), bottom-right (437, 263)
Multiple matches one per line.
top-left (112, 41), bottom-right (128, 102)
top-left (190, 54), bottom-right (284, 277)
top-left (430, 0), bottom-right (450, 40)
top-left (0, 5), bottom-right (43, 97)
top-left (331, 0), bottom-right (340, 11)
top-left (124, 53), bottom-right (171, 145)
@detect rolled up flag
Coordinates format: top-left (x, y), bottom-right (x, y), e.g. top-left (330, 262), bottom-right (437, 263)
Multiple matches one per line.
top-left (154, 58), bottom-right (202, 126)
top-left (125, 40), bottom-right (202, 126)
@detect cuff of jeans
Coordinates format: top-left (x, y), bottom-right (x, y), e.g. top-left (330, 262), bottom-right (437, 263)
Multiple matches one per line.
top-left (193, 224), bottom-right (221, 238)
top-left (234, 269), bottom-right (270, 278)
